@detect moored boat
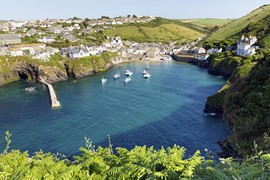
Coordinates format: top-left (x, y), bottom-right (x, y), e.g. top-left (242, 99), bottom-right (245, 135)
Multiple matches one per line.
top-left (101, 77), bottom-right (107, 84)
top-left (25, 87), bottom-right (36, 92)
top-left (124, 77), bottom-right (131, 84)
top-left (143, 72), bottom-right (151, 78)
top-left (114, 71), bottom-right (121, 79)
top-left (125, 70), bottom-right (133, 76)
top-left (142, 67), bottom-right (149, 74)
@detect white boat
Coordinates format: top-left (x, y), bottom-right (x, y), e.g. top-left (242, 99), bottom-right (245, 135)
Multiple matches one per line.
top-left (124, 77), bottom-right (131, 84)
top-left (143, 72), bottom-right (151, 78)
top-left (25, 87), bottom-right (36, 92)
top-left (142, 67), bottom-right (149, 74)
top-left (113, 71), bottom-right (121, 79)
top-left (101, 77), bottom-right (107, 84)
top-left (142, 70), bottom-right (147, 74)
top-left (125, 70), bottom-right (133, 76)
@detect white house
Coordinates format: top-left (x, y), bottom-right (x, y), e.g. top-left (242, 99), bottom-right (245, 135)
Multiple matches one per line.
top-left (38, 36), bottom-right (55, 43)
top-left (103, 41), bottom-right (112, 48)
top-left (69, 48), bottom-right (90, 58)
top-left (111, 36), bottom-right (123, 47)
top-left (88, 46), bottom-right (104, 55)
top-left (193, 47), bottom-right (206, 54)
top-left (74, 24), bottom-right (80, 29)
top-left (37, 31), bottom-right (45, 35)
top-left (237, 35), bottom-right (258, 57)
top-left (207, 48), bottom-right (222, 54)
top-left (9, 48), bottom-right (23, 56)
top-left (32, 48), bottom-right (50, 61)
top-left (195, 53), bottom-right (209, 61)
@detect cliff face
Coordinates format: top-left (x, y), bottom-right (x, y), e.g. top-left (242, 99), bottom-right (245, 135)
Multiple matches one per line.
top-left (15, 62), bottom-right (67, 84)
top-left (0, 71), bottom-right (20, 86)
top-left (223, 53), bottom-right (270, 156)
top-left (203, 83), bottom-right (230, 116)
top-left (0, 53), bottom-right (120, 86)
top-left (65, 55), bottom-right (116, 78)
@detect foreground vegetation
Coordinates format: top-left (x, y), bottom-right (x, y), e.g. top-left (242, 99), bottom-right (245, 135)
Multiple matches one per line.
top-left (1, 131), bottom-right (270, 179)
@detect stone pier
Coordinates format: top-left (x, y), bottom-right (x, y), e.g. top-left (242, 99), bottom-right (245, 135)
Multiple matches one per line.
top-left (40, 78), bottom-right (61, 108)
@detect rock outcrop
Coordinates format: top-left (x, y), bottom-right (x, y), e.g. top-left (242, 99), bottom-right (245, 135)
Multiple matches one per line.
top-left (36, 65), bottom-right (68, 83)
top-left (203, 82), bottom-right (231, 116)
top-left (0, 54), bottom-right (122, 86)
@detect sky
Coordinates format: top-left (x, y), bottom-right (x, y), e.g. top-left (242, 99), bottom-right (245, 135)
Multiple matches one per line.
top-left (1, 0), bottom-right (270, 20)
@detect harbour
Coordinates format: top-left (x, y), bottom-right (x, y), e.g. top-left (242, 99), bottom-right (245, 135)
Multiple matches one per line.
top-left (0, 61), bottom-right (231, 157)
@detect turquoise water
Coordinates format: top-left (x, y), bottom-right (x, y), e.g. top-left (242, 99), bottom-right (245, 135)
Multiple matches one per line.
top-left (0, 61), bottom-right (230, 157)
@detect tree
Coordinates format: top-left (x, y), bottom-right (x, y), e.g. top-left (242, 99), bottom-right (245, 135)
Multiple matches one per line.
top-left (101, 16), bottom-right (110, 19)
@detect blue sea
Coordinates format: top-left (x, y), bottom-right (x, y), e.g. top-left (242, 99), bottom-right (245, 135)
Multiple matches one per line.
top-left (0, 61), bottom-right (230, 157)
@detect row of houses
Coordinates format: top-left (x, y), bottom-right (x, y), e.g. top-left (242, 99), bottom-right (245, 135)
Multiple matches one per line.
top-left (0, 16), bottom-right (156, 32)
top-left (191, 35), bottom-right (259, 61)
top-left (0, 43), bottom-right (59, 61)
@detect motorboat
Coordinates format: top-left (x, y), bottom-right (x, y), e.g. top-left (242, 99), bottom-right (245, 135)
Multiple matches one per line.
top-left (143, 72), bottom-right (151, 78)
top-left (125, 70), bottom-right (133, 76)
top-left (101, 77), bottom-right (107, 84)
top-left (124, 77), bottom-right (131, 84)
top-left (113, 71), bottom-right (121, 79)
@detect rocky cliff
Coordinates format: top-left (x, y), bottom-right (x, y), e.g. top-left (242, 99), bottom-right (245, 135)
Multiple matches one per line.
top-left (0, 53), bottom-right (123, 86)
top-left (223, 53), bottom-right (270, 156)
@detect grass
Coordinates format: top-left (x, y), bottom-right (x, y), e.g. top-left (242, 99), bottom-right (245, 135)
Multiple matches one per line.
top-left (181, 18), bottom-right (232, 27)
top-left (105, 26), bottom-right (146, 42)
top-left (208, 4), bottom-right (270, 41)
top-left (104, 22), bottom-right (202, 44)
top-left (0, 20), bottom-right (6, 25)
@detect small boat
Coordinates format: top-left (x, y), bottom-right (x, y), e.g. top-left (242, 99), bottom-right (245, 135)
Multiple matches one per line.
top-left (125, 70), bottom-right (133, 76)
top-left (124, 77), bottom-right (131, 84)
top-left (143, 72), bottom-right (151, 78)
top-left (25, 87), bottom-right (36, 92)
top-left (101, 77), bottom-right (107, 84)
top-left (142, 67), bottom-right (149, 74)
top-left (113, 71), bottom-right (121, 79)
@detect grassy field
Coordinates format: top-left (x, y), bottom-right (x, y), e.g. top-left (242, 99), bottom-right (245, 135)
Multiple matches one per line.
top-left (0, 21), bottom-right (6, 25)
top-left (104, 19), bottom-right (202, 44)
top-left (207, 4), bottom-right (270, 41)
top-left (181, 18), bottom-right (232, 27)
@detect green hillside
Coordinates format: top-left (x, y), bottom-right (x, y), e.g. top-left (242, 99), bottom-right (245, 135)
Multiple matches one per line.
top-left (240, 14), bottom-right (270, 48)
top-left (181, 18), bottom-right (232, 27)
top-left (104, 18), bottom-right (203, 44)
top-left (207, 4), bottom-right (270, 41)
top-left (0, 20), bottom-right (6, 25)
top-left (224, 50), bottom-right (270, 156)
